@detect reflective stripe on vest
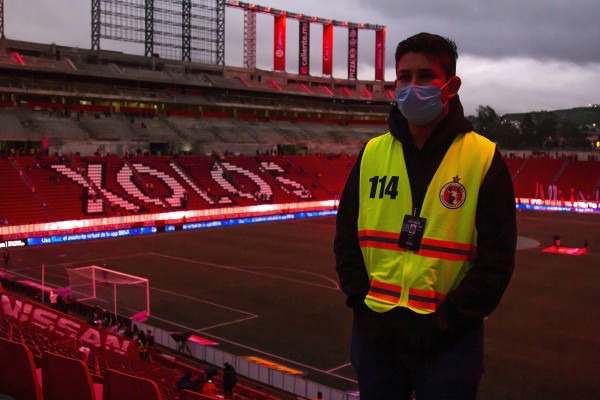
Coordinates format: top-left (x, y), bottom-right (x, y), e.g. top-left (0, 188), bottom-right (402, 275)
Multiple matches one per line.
top-left (358, 230), bottom-right (476, 262)
top-left (358, 131), bottom-right (495, 314)
top-left (367, 280), bottom-right (447, 311)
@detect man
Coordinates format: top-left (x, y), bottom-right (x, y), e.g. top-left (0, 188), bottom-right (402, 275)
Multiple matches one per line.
top-left (334, 32), bottom-right (516, 400)
top-left (222, 362), bottom-right (238, 396)
top-left (2, 248), bottom-right (8, 267)
top-left (144, 329), bottom-right (155, 361)
top-left (49, 290), bottom-right (58, 309)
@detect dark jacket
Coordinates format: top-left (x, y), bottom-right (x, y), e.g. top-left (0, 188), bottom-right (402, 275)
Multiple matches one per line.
top-left (334, 97), bottom-right (516, 347)
top-left (222, 364), bottom-right (237, 390)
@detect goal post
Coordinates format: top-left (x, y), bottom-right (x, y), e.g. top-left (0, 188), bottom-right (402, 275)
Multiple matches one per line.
top-left (66, 265), bottom-right (150, 321)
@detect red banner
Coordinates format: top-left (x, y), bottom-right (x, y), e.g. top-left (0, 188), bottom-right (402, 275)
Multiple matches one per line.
top-left (375, 28), bottom-right (386, 81)
top-left (322, 24), bottom-right (333, 76)
top-left (348, 27), bottom-right (358, 80)
top-left (274, 15), bottom-right (286, 71)
top-left (298, 20), bottom-right (310, 75)
top-left (1, 294), bottom-right (133, 355)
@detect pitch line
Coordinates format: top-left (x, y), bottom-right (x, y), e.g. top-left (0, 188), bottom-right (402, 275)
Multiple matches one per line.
top-left (148, 313), bottom-right (358, 384)
top-left (149, 252), bottom-right (341, 290)
top-left (8, 252), bottom-right (357, 383)
top-left (327, 363), bottom-right (352, 373)
top-left (150, 286), bottom-right (257, 318)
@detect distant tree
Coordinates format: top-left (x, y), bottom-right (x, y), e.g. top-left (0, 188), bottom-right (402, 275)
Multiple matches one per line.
top-left (479, 108), bottom-right (593, 150)
top-left (496, 119), bottom-right (521, 149)
top-left (474, 105), bottom-right (500, 141)
top-left (535, 111), bottom-right (558, 148)
top-left (558, 118), bottom-right (587, 148)
top-left (520, 113), bottom-right (537, 147)
top-left (474, 105), bottom-right (520, 148)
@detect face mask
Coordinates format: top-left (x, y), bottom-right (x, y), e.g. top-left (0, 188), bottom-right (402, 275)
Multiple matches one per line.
top-left (395, 84), bottom-right (447, 125)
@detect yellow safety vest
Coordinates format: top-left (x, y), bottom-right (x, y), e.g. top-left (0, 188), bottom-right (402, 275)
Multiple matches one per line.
top-left (358, 131), bottom-right (495, 314)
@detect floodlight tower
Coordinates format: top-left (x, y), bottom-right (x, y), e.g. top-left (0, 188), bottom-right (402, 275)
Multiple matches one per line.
top-left (182, 0), bottom-right (191, 60)
top-left (216, 0), bottom-right (225, 65)
top-left (145, 0), bottom-right (154, 57)
top-left (91, 0), bottom-right (100, 50)
top-left (0, 0), bottom-right (4, 39)
top-left (243, 9), bottom-right (256, 69)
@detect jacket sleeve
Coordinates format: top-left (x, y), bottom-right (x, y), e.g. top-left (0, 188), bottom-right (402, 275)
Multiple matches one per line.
top-left (436, 149), bottom-right (517, 331)
top-left (334, 148), bottom-right (371, 308)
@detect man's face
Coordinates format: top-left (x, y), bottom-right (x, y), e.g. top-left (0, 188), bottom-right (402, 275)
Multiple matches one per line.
top-left (395, 52), bottom-right (447, 89)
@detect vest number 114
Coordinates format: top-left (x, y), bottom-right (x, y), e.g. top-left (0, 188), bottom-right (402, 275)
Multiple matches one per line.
top-left (368, 175), bottom-right (399, 199)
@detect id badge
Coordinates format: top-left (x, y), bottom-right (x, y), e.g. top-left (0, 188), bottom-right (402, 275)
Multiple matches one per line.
top-left (398, 215), bottom-right (426, 251)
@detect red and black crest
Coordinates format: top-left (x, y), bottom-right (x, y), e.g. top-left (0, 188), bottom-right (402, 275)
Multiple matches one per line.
top-left (439, 175), bottom-right (466, 209)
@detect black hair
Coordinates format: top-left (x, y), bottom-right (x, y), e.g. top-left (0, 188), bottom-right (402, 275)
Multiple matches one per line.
top-left (394, 32), bottom-right (458, 79)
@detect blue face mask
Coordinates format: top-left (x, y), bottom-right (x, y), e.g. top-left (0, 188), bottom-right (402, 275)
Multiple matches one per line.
top-left (395, 84), bottom-right (447, 125)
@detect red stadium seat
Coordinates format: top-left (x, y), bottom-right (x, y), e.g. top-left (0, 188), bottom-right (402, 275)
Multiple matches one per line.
top-left (0, 337), bottom-right (43, 400)
top-left (103, 368), bottom-right (163, 400)
top-left (41, 350), bottom-right (103, 400)
top-left (179, 389), bottom-right (217, 399)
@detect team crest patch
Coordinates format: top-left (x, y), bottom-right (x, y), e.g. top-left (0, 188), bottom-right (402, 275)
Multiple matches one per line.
top-left (439, 175), bottom-right (466, 209)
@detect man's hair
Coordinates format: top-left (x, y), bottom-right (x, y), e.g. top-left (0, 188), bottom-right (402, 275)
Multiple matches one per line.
top-left (394, 32), bottom-right (458, 79)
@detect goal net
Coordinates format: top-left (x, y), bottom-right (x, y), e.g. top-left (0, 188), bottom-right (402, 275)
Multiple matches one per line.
top-left (66, 265), bottom-right (150, 321)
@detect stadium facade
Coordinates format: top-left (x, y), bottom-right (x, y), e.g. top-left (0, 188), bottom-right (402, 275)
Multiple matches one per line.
top-left (0, 37), bottom-right (394, 158)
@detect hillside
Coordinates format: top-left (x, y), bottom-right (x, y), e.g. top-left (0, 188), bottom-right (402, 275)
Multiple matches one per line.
top-left (504, 105), bottom-right (600, 125)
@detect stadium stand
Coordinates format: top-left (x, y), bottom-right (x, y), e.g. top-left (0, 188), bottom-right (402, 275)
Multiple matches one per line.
top-left (0, 288), bottom-right (297, 400)
top-left (554, 160), bottom-right (600, 201)
top-left (0, 151), bottom-right (599, 237)
top-left (0, 337), bottom-right (43, 400)
top-left (0, 108), bottom-right (29, 139)
top-left (503, 156), bottom-right (523, 179)
top-left (0, 157), bottom-right (52, 225)
top-left (179, 390), bottom-right (216, 400)
top-left (104, 368), bottom-right (163, 400)
top-left (511, 156), bottom-right (565, 198)
top-left (41, 350), bottom-right (103, 400)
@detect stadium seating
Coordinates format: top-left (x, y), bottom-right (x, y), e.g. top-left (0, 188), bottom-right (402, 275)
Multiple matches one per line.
top-left (0, 108), bottom-right (28, 139)
top-left (41, 350), bottom-right (103, 400)
top-left (179, 390), bottom-right (216, 399)
top-left (512, 157), bottom-right (567, 198)
top-left (104, 368), bottom-right (163, 400)
top-left (502, 156), bottom-right (524, 179)
top-left (232, 385), bottom-right (280, 400)
top-left (0, 158), bottom-right (52, 225)
top-left (555, 160), bottom-right (600, 200)
top-left (1, 152), bottom-right (599, 231)
top-left (17, 156), bottom-right (96, 222)
top-left (0, 303), bottom-right (288, 400)
top-left (0, 295), bottom-right (218, 400)
top-left (0, 337), bottom-right (43, 400)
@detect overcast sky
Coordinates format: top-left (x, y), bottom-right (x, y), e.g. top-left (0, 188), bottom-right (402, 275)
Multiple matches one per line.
top-left (5, 0), bottom-right (600, 115)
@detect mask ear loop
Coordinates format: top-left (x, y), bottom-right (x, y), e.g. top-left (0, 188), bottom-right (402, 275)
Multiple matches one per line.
top-left (442, 76), bottom-right (462, 103)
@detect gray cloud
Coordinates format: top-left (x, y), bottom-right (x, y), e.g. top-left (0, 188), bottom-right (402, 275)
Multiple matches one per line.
top-left (359, 0), bottom-right (600, 63)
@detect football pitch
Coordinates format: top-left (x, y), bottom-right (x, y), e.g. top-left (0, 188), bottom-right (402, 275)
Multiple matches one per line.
top-left (4, 209), bottom-right (600, 399)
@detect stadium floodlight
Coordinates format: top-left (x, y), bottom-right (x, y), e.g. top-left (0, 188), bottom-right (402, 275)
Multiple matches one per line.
top-left (66, 265), bottom-right (150, 321)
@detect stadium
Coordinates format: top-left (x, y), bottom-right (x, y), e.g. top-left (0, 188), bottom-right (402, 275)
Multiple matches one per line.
top-left (0, 1), bottom-right (599, 400)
